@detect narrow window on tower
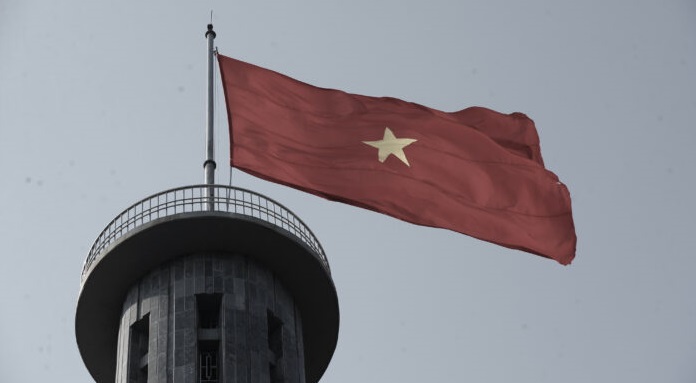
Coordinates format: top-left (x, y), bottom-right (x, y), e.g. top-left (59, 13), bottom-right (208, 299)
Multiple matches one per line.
top-left (197, 294), bottom-right (222, 383)
top-left (267, 310), bottom-right (284, 383)
top-left (128, 314), bottom-right (150, 383)
top-left (199, 341), bottom-right (219, 383)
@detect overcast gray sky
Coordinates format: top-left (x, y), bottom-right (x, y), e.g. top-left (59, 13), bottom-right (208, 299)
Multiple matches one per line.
top-left (1, 0), bottom-right (695, 382)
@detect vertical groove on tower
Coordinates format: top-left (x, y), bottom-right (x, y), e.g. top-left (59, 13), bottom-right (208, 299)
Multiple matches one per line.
top-left (244, 256), bottom-right (251, 383)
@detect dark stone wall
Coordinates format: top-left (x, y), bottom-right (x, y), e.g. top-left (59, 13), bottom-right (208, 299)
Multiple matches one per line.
top-left (115, 254), bottom-right (305, 383)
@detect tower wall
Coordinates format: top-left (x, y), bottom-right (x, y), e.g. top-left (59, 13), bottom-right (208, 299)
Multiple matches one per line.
top-left (114, 254), bottom-right (305, 383)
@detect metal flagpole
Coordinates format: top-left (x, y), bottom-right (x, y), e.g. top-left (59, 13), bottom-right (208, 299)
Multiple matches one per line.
top-left (204, 23), bottom-right (217, 210)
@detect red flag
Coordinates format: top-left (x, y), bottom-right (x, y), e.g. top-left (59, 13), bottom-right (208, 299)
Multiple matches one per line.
top-left (218, 54), bottom-right (576, 265)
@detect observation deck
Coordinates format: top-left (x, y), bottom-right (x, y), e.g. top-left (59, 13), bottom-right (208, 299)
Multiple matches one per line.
top-left (81, 184), bottom-right (330, 280)
top-left (76, 184), bottom-right (339, 383)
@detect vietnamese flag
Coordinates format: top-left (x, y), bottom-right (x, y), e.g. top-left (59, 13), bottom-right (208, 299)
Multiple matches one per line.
top-left (218, 54), bottom-right (576, 265)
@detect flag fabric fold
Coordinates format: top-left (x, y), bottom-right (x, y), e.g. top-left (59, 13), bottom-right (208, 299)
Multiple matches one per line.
top-left (218, 54), bottom-right (576, 265)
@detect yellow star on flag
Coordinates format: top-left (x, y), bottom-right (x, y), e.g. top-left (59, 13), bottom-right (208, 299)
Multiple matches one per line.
top-left (363, 127), bottom-right (418, 166)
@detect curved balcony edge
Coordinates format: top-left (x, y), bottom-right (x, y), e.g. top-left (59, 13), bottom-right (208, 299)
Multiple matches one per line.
top-left (82, 184), bottom-right (329, 281)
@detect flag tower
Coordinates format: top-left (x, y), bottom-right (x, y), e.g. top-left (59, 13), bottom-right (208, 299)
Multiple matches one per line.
top-left (75, 25), bottom-right (339, 383)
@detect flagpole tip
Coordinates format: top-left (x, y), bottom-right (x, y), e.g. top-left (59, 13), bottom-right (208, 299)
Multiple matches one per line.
top-left (205, 24), bottom-right (216, 39)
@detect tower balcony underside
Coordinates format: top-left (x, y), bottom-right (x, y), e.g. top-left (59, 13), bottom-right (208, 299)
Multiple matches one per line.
top-left (76, 185), bottom-right (338, 383)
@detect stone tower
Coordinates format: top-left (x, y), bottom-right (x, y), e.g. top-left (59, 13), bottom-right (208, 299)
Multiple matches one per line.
top-left (75, 185), bottom-right (339, 383)
top-left (76, 25), bottom-right (338, 383)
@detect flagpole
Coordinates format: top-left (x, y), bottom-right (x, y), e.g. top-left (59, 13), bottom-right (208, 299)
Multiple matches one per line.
top-left (204, 23), bottom-right (216, 209)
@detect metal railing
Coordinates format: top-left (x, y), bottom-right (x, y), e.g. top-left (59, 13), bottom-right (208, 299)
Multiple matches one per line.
top-left (82, 185), bottom-right (328, 279)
